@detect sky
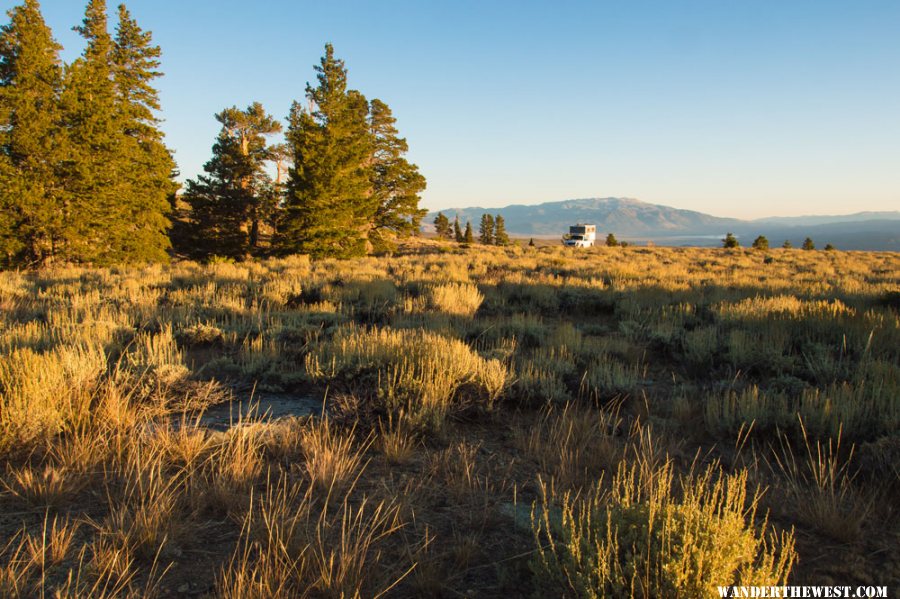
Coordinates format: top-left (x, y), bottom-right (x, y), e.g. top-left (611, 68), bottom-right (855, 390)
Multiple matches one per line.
top-left (5, 0), bottom-right (900, 219)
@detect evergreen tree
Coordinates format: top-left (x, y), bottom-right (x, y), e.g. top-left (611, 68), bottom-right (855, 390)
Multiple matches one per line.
top-left (824, 243), bottom-right (835, 251)
top-left (453, 216), bottom-right (463, 242)
top-left (60, 0), bottom-right (133, 264)
top-left (479, 213), bottom-right (494, 245)
top-left (433, 212), bottom-right (451, 239)
top-left (367, 98), bottom-right (426, 252)
top-left (277, 44), bottom-right (373, 258)
top-left (751, 235), bottom-right (769, 250)
top-left (722, 232), bottom-right (739, 248)
top-left (463, 220), bottom-right (474, 245)
top-left (605, 233), bottom-right (618, 247)
top-left (184, 103), bottom-right (281, 258)
top-left (802, 237), bottom-right (815, 250)
top-left (61, 0), bottom-right (156, 264)
top-left (494, 214), bottom-right (510, 246)
top-left (782, 240), bottom-right (793, 249)
top-left (111, 4), bottom-right (174, 262)
top-left (528, 237), bottom-right (535, 247)
top-left (0, 0), bottom-right (65, 267)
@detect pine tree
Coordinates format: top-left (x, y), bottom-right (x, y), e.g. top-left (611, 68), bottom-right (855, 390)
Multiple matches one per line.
top-left (184, 103), bottom-right (281, 258)
top-left (433, 212), bottom-right (451, 239)
top-left (368, 98), bottom-right (426, 252)
top-left (802, 237), bottom-right (815, 250)
top-left (722, 232), bottom-right (739, 248)
top-left (453, 216), bottom-right (463, 242)
top-left (111, 4), bottom-right (174, 262)
top-left (605, 233), bottom-right (618, 247)
top-left (59, 0), bottom-right (130, 264)
top-left (528, 238), bottom-right (535, 247)
top-left (751, 235), bottom-right (769, 250)
top-left (463, 220), bottom-right (474, 245)
top-left (494, 214), bottom-right (510, 246)
top-left (277, 44), bottom-right (373, 258)
top-left (782, 240), bottom-right (793, 249)
top-left (479, 213), bottom-right (494, 245)
top-left (0, 0), bottom-right (65, 267)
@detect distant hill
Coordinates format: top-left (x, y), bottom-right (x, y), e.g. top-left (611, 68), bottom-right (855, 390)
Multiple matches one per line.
top-left (425, 198), bottom-right (900, 251)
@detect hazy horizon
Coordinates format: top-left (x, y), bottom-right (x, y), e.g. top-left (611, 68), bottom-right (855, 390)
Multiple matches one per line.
top-left (12, 0), bottom-right (900, 219)
top-left (422, 196), bottom-right (900, 221)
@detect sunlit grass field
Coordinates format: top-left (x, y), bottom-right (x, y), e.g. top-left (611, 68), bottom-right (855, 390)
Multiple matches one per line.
top-left (1, 241), bottom-right (897, 597)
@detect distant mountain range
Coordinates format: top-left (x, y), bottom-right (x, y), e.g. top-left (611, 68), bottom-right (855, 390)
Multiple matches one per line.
top-left (425, 198), bottom-right (900, 251)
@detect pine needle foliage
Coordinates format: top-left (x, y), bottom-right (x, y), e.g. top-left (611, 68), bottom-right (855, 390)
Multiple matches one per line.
top-left (0, 0), bottom-right (65, 267)
top-left (183, 103), bottom-right (282, 259)
top-left (276, 44), bottom-right (374, 259)
top-left (1, 0), bottom-right (174, 267)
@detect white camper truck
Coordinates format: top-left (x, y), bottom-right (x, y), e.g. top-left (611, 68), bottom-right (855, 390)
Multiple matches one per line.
top-left (563, 224), bottom-right (596, 248)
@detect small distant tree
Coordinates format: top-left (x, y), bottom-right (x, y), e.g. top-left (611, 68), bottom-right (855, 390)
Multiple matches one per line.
top-left (479, 213), bottom-right (494, 244)
top-left (782, 240), bottom-right (793, 249)
top-left (722, 232), bottom-right (739, 248)
top-left (528, 238), bottom-right (535, 247)
top-left (605, 233), bottom-right (618, 247)
top-left (463, 220), bottom-right (474, 244)
top-left (494, 214), bottom-right (510, 246)
top-left (620, 241), bottom-right (629, 247)
top-left (433, 212), bottom-right (451, 239)
top-left (751, 235), bottom-right (769, 250)
top-left (453, 216), bottom-right (463, 242)
top-left (802, 237), bottom-right (815, 250)
top-left (824, 243), bottom-right (835, 251)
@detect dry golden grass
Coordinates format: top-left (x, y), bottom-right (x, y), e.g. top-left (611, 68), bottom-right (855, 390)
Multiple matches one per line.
top-left (769, 421), bottom-right (872, 543)
top-left (0, 241), bottom-right (895, 596)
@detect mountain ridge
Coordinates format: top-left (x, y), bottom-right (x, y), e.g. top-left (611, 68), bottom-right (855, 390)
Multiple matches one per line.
top-left (424, 198), bottom-right (900, 251)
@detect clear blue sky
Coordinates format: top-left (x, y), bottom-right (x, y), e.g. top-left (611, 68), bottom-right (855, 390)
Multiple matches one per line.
top-left (7, 0), bottom-right (900, 218)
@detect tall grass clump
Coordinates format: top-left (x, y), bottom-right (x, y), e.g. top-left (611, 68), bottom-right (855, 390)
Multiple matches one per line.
top-left (769, 422), bottom-right (871, 542)
top-left (306, 326), bottom-right (507, 430)
top-left (531, 460), bottom-right (795, 598)
top-left (514, 403), bottom-right (621, 490)
top-left (217, 477), bottom-right (407, 599)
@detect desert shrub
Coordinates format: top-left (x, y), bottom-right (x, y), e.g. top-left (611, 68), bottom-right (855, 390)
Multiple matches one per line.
top-left (706, 376), bottom-right (898, 443)
top-left (856, 434), bottom-right (900, 487)
top-left (176, 322), bottom-right (225, 347)
top-left (495, 281), bottom-right (560, 314)
top-left (0, 343), bottom-right (107, 451)
top-left (796, 380), bottom-right (899, 442)
top-left (704, 386), bottom-right (791, 438)
top-left (124, 324), bottom-right (188, 383)
top-left (681, 325), bottom-right (720, 369)
top-left (306, 326), bottom-right (507, 430)
top-left (467, 313), bottom-right (548, 349)
top-left (531, 460), bottom-right (795, 598)
top-left (725, 328), bottom-right (793, 374)
top-left (582, 354), bottom-right (647, 399)
top-left (427, 282), bottom-right (484, 317)
top-left (339, 279), bottom-right (400, 322)
top-left (509, 361), bottom-right (573, 405)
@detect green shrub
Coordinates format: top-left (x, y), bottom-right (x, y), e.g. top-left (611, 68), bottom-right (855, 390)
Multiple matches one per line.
top-left (531, 460), bottom-right (795, 598)
top-left (306, 326), bottom-right (507, 430)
